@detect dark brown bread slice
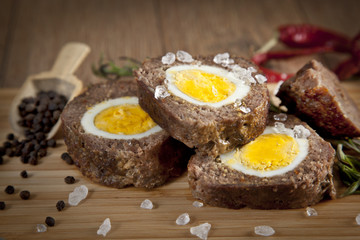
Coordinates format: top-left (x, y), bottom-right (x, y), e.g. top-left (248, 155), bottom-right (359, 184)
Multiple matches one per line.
top-left (61, 80), bottom-right (193, 189)
top-left (135, 55), bottom-right (269, 154)
top-left (188, 113), bottom-right (336, 209)
top-left (277, 60), bottom-right (360, 137)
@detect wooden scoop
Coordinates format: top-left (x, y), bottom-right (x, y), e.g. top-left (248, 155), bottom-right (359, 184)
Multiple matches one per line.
top-left (9, 42), bottom-right (90, 139)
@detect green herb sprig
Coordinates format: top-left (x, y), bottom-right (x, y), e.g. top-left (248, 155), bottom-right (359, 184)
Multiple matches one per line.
top-left (92, 55), bottom-right (141, 80)
top-left (333, 139), bottom-right (360, 197)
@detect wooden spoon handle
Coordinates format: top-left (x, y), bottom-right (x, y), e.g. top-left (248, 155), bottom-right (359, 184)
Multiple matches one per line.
top-left (50, 42), bottom-right (90, 76)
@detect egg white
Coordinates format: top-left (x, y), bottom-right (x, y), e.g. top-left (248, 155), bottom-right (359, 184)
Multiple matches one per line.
top-left (220, 126), bottom-right (309, 177)
top-left (81, 97), bottom-right (162, 139)
top-left (165, 65), bottom-right (250, 108)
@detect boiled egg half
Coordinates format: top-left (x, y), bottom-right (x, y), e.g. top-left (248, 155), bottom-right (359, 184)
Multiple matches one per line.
top-left (81, 97), bottom-right (162, 139)
top-left (220, 125), bottom-right (309, 177)
top-left (165, 65), bottom-right (251, 108)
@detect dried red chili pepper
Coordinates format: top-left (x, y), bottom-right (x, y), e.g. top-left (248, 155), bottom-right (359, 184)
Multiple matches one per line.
top-left (257, 66), bottom-right (293, 83)
top-left (335, 31), bottom-right (360, 80)
top-left (278, 24), bottom-right (352, 52)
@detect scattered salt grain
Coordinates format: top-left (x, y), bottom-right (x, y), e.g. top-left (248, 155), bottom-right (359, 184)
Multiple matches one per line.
top-left (176, 213), bottom-right (190, 225)
top-left (233, 98), bottom-right (242, 108)
top-left (231, 65), bottom-right (256, 85)
top-left (306, 207), bottom-right (318, 217)
top-left (274, 122), bottom-right (286, 133)
top-left (273, 113), bottom-right (287, 121)
top-left (247, 66), bottom-right (257, 73)
top-left (212, 86), bottom-right (218, 96)
top-left (154, 85), bottom-right (170, 99)
top-left (140, 199), bottom-right (153, 210)
top-left (356, 214), bottom-right (360, 225)
top-left (219, 138), bottom-right (230, 146)
top-left (193, 201), bottom-right (204, 208)
top-left (255, 74), bottom-right (267, 84)
top-left (176, 50), bottom-right (194, 63)
top-left (240, 106), bottom-right (251, 114)
top-left (254, 225), bottom-right (275, 236)
top-left (190, 223), bottom-right (211, 240)
top-left (97, 218), bottom-right (111, 237)
top-left (213, 52), bottom-right (234, 66)
top-left (161, 52), bottom-right (176, 65)
top-left (293, 125), bottom-right (311, 139)
top-left (36, 224), bottom-right (47, 233)
top-left (68, 185), bottom-right (88, 206)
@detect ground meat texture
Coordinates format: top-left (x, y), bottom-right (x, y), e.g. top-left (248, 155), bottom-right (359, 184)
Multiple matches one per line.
top-left (188, 113), bottom-right (336, 209)
top-left (135, 55), bottom-right (270, 155)
top-left (277, 60), bottom-right (360, 137)
top-left (61, 80), bottom-right (194, 189)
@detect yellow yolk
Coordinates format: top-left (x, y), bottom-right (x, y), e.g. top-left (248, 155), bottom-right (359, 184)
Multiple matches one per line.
top-left (94, 104), bottom-right (156, 135)
top-left (172, 69), bottom-right (236, 103)
top-left (228, 134), bottom-right (300, 171)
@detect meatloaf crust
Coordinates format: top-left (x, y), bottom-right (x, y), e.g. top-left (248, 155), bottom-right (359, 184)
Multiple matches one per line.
top-left (135, 55), bottom-right (269, 154)
top-left (188, 113), bottom-right (336, 209)
top-left (277, 60), bottom-right (360, 137)
top-left (61, 80), bottom-right (193, 189)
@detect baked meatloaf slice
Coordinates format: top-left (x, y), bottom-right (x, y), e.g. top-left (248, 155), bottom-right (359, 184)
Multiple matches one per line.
top-left (188, 113), bottom-right (336, 209)
top-left (135, 53), bottom-right (269, 154)
top-left (277, 59), bottom-right (360, 137)
top-left (61, 80), bottom-right (193, 189)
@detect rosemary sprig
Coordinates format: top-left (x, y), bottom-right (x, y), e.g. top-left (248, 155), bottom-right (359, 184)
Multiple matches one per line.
top-left (334, 141), bottom-right (360, 197)
top-left (92, 55), bottom-right (141, 80)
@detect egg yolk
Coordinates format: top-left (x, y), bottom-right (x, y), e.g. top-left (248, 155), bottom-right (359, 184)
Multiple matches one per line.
top-left (171, 69), bottom-right (236, 103)
top-left (94, 104), bottom-right (157, 135)
top-left (228, 134), bottom-right (300, 171)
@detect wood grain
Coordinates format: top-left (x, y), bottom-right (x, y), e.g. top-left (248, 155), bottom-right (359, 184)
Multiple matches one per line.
top-left (1, 85), bottom-right (360, 239)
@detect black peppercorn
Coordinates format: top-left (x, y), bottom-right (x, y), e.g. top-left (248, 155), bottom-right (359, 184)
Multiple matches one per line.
top-left (56, 200), bottom-right (65, 211)
top-left (0, 156), bottom-right (3, 165)
top-left (64, 176), bottom-right (75, 184)
top-left (20, 170), bottom-right (28, 178)
top-left (0, 201), bottom-right (5, 210)
top-left (47, 139), bottom-right (56, 148)
top-left (45, 216), bottom-right (55, 227)
top-left (61, 152), bottom-right (74, 165)
top-left (7, 133), bottom-right (15, 141)
top-left (5, 185), bottom-right (15, 194)
top-left (20, 190), bottom-right (30, 200)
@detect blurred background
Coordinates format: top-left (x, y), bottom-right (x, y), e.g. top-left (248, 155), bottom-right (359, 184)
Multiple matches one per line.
top-left (0, 0), bottom-right (359, 88)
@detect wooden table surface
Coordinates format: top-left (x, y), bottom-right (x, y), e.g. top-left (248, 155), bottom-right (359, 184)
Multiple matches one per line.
top-left (1, 0), bottom-right (360, 239)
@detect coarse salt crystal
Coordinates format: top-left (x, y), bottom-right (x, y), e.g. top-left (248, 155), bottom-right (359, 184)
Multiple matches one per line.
top-left (293, 125), bottom-right (311, 139)
top-left (273, 113), bottom-right (287, 121)
top-left (213, 52), bottom-right (234, 66)
top-left (154, 85), bottom-right (170, 100)
top-left (255, 74), bottom-right (267, 84)
top-left (68, 185), bottom-right (88, 206)
top-left (190, 223), bottom-right (211, 240)
top-left (161, 52), bottom-right (175, 65)
top-left (193, 201), bottom-right (204, 208)
top-left (140, 199), bottom-right (153, 210)
top-left (219, 138), bottom-right (230, 146)
top-left (233, 98), bottom-right (242, 108)
top-left (356, 214), bottom-right (360, 225)
top-left (247, 66), bottom-right (257, 73)
top-left (36, 224), bottom-right (47, 233)
top-left (231, 65), bottom-right (256, 85)
top-left (176, 50), bottom-right (194, 63)
top-left (274, 122), bottom-right (286, 133)
top-left (97, 218), bottom-right (111, 237)
top-left (254, 225), bottom-right (275, 236)
top-left (176, 213), bottom-right (190, 225)
top-left (306, 207), bottom-right (318, 217)
top-left (240, 106), bottom-right (251, 114)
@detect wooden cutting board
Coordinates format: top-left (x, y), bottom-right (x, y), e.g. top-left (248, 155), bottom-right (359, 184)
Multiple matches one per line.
top-left (1, 84), bottom-right (360, 240)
